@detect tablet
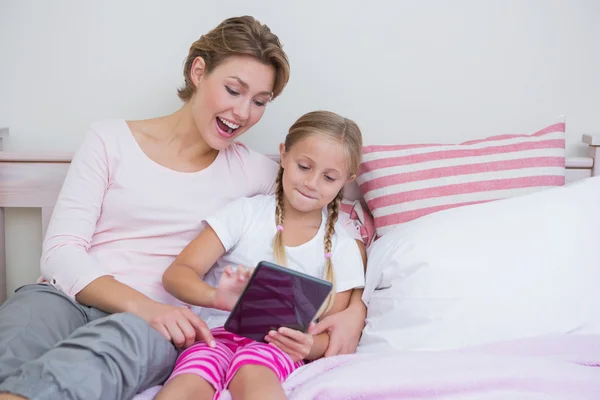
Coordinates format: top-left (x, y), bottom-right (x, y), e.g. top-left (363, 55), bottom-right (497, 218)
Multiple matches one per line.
top-left (223, 260), bottom-right (333, 342)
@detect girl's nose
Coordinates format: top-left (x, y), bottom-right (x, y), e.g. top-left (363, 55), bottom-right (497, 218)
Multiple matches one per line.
top-left (304, 173), bottom-right (319, 190)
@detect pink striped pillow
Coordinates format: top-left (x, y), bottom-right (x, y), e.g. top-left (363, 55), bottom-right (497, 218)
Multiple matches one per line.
top-left (357, 121), bottom-right (566, 237)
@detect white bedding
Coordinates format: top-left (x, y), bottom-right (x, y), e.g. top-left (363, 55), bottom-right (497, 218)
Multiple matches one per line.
top-left (358, 175), bottom-right (600, 353)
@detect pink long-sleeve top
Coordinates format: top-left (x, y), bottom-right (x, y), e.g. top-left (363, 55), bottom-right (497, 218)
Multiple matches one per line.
top-left (40, 119), bottom-right (279, 306)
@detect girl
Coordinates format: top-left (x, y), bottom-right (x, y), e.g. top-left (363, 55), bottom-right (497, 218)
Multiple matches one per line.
top-left (155, 110), bottom-right (366, 400)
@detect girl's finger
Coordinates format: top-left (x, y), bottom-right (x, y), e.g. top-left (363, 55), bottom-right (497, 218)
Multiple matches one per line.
top-left (224, 265), bottom-right (235, 276)
top-left (237, 265), bottom-right (247, 281)
top-left (267, 339), bottom-right (301, 360)
top-left (278, 327), bottom-right (307, 342)
top-left (269, 330), bottom-right (303, 350)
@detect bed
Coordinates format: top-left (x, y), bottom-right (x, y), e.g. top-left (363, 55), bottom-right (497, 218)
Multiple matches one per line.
top-left (2, 124), bottom-right (600, 399)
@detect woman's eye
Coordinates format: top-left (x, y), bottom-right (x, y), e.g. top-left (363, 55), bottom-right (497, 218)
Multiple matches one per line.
top-left (253, 100), bottom-right (266, 107)
top-left (225, 86), bottom-right (240, 96)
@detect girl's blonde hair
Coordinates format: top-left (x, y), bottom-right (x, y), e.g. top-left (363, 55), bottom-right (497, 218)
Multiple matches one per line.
top-left (178, 15), bottom-right (290, 102)
top-left (273, 111), bottom-right (363, 316)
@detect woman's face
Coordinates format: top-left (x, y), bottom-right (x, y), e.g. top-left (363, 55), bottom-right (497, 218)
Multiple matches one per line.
top-left (189, 55), bottom-right (276, 150)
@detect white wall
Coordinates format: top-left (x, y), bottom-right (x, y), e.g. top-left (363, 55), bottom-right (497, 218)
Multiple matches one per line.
top-left (2, 0), bottom-right (600, 294)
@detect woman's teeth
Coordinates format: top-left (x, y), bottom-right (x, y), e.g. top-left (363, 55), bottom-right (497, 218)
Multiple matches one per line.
top-left (218, 117), bottom-right (240, 133)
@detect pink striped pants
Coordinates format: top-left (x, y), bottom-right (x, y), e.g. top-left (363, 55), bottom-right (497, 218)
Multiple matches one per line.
top-left (167, 327), bottom-right (304, 399)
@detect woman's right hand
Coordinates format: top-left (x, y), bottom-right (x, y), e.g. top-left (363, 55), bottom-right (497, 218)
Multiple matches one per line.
top-left (137, 302), bottom-right (215, 349)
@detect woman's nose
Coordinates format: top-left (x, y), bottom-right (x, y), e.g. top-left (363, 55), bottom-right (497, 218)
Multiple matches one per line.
top-left (233, 100), bottom-right (250, 122)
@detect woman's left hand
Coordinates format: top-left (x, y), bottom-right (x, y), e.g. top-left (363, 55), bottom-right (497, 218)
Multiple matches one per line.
top-left (265, 326), bottom-right (314, 363)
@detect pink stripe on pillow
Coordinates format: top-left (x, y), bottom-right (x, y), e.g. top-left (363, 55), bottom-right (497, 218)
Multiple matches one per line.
top-left (360, 156), bottom-right (565, 193)
top-left (358, 121), bottom-right (566, 238)
top-left (368, 176), bottom-right (565, 209)
top-left (374, 200), bottom-right (494, 227)
top-left (460, 122), bottom-right (565, 144)
top-left (360, 139), bottom-right (565, 171)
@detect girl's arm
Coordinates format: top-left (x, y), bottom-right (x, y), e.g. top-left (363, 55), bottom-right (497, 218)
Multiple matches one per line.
top-left (162, 225), bottom-right (228, 309)
top-left (164, 196), bottom-right (257, 309)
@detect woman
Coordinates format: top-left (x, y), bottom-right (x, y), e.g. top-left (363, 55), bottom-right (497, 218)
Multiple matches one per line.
top-left (0, 15), bottom-right (366, 400)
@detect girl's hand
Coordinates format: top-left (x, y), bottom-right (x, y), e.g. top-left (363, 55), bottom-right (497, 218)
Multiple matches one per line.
top-left (214, 264), bottom-right (252, 311)
top-left (265, 325), bottom-right (314, 363)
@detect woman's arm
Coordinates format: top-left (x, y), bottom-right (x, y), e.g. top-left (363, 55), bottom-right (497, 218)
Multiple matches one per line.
top-left (41, 130), bottom-right (115, 301)
top-left (42, 130), bottom-right (164, 317)
top-left (41, 129), bottom-right (213, 348)
top-left (306, 289), bottom-right (352, 360)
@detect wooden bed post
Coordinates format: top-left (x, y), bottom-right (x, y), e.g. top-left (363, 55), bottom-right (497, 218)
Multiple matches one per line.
top-left (583, 135), bottom-right (600, 177)
top-left (0, 127), bottom-right (8, 302)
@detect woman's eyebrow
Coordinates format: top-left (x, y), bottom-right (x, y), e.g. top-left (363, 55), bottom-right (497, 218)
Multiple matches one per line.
top-left (227, 76), bottom-right (271, 96)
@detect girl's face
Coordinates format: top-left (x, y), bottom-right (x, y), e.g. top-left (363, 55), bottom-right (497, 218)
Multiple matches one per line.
top-left (279, 135), bottom-right (355, 214)
top-left (189, 55), bottom-right (275, 150)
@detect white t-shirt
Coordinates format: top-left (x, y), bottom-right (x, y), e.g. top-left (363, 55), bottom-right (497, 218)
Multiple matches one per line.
top-left (199, 195), bottom-right (365, 329)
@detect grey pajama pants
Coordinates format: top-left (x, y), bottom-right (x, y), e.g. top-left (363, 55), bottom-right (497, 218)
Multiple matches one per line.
top-left (0, 284), bottom-right (178, 400)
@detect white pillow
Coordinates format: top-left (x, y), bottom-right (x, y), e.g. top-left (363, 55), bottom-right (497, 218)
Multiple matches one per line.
top-left (358, 176), bottom-right (600, 353)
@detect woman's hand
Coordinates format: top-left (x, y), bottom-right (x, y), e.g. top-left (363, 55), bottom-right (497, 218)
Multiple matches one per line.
top-left (137, 302), bottom-right (215, 349)
top-left (265, 326), bottom-right (314, 363)
top-left (214, 264), bottom-right (252, 311)
top-left (309, 298), bottom-right (366, 356)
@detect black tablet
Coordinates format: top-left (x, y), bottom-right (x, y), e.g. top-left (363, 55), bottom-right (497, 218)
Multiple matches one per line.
top-left (223, 260), bottom-right (333, 342)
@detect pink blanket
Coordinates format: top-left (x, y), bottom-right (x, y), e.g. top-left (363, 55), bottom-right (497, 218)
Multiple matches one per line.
top-left (135, 335), bottom-right (600, 400)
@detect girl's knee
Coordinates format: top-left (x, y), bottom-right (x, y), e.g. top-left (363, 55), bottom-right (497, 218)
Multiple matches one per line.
top-left (156, 374), bottom-right (215, 400)
top-left (227, 365), bottom-right (286, 400)
top-left (227, 362), bottom-right (279, 387)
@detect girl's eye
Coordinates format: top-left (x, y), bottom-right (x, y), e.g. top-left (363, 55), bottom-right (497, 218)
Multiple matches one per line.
top-left (225, 86), bottom-right (240, 96)
top-left (298, 164), bottom-right (309, 171)
top-left (325, 175), bottom-right (336, 182)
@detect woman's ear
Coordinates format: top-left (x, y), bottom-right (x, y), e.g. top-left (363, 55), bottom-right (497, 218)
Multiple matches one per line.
top-left (190, 56), bottom-right (207, 87)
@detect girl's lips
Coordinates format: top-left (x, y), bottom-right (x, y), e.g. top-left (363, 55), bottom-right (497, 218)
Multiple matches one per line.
top-left (297, 189), bottom-right (317, 200)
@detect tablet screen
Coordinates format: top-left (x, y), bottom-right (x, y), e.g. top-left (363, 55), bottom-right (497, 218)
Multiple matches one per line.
top-left (224, 261), bottom-right (333, 341)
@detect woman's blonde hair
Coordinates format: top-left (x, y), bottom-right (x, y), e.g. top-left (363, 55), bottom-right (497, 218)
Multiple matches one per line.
top-left (273, 111), bottom-right (363, 316)
top-left (178, 15), bottom-right (290, 102)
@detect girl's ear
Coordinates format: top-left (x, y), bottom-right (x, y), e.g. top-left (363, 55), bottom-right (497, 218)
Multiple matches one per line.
top-left (346, 174), bottom-right (357, 183)
top-left (279, 143), bottom-right (286, 167)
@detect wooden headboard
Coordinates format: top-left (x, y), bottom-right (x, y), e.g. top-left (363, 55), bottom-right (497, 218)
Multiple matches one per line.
top-left (1, 130), bottom-right (599, 302)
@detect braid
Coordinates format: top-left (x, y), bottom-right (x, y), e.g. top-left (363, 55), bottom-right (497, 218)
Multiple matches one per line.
top-left (272, 167), bottom-right (287, 266)
top-left (318, 190), bottom-right (343, 317)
